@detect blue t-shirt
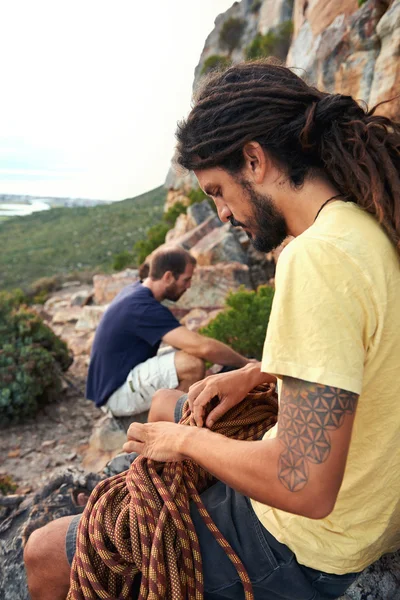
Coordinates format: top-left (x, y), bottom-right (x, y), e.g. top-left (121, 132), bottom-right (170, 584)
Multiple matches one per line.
top-left (86, 282), bottom-right (180, 407)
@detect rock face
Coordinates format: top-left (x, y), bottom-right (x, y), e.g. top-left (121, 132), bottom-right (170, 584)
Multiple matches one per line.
top-left (190, 222), bottom-right (248, 266)
top-left (75, 305), bottom-right (108, 331)
top-left (93, 269), bottom-right (139, 305)
top-left (340, 551), bottom-right (400, 599)
top-left (165, 0), bottom-right (400, 190)
top-left (369, 0), bottom-right (400, 119)
top-left (176, 215), bottom-right (223, 251)
top-left (0, 469), bottom-right (103, 600)
top-left (165, 262), bottom-right (252, 315)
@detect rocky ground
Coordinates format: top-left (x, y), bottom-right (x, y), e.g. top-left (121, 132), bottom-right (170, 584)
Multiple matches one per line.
top-left (0, 370), bottom-right (99, 496)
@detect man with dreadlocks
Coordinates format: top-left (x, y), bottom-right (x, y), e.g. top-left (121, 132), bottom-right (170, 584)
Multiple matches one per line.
top-left (25, 61), bottom-right (400, 600)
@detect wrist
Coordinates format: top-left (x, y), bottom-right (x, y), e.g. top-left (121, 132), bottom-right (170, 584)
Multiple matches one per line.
top-left (177, 425), bottom-right (211, 459)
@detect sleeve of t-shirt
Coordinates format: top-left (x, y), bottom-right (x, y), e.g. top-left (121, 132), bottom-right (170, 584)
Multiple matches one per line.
top-left (134, 303), bottom-right (181, 346)
top-left (261, 236), bottom-right (377, 395)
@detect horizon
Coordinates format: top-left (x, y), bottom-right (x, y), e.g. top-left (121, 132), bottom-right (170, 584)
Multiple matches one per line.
top-left (0, 0), bottom-right (234, 202)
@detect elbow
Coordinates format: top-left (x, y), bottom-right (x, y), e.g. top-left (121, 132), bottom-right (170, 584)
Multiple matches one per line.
top-left (296, 493), bottom-right (337, 520)
top-left (196, 339), bottom-right (213, 360)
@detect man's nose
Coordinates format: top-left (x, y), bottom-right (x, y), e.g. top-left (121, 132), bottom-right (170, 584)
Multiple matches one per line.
top-left (215, 200), bottom-right (231, 223)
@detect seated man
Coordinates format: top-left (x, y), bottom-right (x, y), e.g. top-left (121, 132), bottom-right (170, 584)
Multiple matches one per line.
top-left (86, 245), bottom-right (250, 419)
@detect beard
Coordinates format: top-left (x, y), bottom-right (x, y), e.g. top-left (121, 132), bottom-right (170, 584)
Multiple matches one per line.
top-left (164, 282), bottom-right (185, 302)
top-left (234, 180), bottom-right (288, 253)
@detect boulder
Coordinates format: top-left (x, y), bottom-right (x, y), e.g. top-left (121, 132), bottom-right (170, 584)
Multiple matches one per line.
top-left (180, 308), bottom-right (210, 331)
top-left (190, 222), bottom-right (248, 266)
top-left (93, 269), bottom-right (139, 305)
top-left (165, 262), bottom-right (252, 316)
top-left (340, 550), bottom-right (400, 599)
top-left (70, 289), bottom-right (93, 307)
top-left (65, 332), bottom-right (95, 357)
top-left (75, 305), bottom-right (108, 332)
top-left (176, 215), bottom-right (222, 251)
top-left (0, 469), bottom-right (103, 600)
top-left (187, 200), bottom-right (216, 227)
top-left (81, 413), bottom-right (127, 473)
top-left (165, 213), bottom-right (193, 243)
top-left (52, 306), bottom-right (83, 325)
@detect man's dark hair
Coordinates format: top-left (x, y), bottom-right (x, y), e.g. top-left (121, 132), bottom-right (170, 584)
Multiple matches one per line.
top-left (176, 60), bottom-right (400, 255)
top-left (149, 246), bottom-right (196, 280)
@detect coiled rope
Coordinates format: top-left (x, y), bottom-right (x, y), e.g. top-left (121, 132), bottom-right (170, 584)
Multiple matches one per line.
top-left (67, 384), bottom-right (278, 600)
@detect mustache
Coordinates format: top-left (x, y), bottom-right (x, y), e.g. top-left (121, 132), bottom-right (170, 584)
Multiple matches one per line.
top-left (228, 215), bottom-right (246, 228)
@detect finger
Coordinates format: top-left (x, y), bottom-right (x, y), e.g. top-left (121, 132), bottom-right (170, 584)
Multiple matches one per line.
top-left (127, 422), bottom-right (146, 442)
top-left (187, 381), bottom-right (207, 411)
top-left (192, 387), bottom-right (216, 427)
top-left (206, 401), bottom-right (230, 429)
top-left (123, 440), bottom-right (144, 454)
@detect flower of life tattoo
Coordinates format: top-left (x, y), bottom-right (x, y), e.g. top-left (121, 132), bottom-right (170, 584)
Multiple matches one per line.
top-left (277, 377), bottom-right (358, 492)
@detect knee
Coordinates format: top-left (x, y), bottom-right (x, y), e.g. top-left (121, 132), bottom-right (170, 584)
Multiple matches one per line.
top-left (185, 355), bottom-right (206, 381)
top-left (148, 388), bottom-right (173, 422)
top-left (24, 527), bottom-right (48, 589)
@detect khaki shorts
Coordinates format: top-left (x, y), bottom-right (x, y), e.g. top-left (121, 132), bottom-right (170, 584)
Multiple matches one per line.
top-left (105, 350), bottom-right (178, 417)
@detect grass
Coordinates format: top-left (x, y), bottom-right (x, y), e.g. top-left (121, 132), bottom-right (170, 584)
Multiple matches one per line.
top-left (0, 186), bottom-right (166, 291)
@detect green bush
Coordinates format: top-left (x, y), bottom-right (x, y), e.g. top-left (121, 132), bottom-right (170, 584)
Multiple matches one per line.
top-left (163, 201), bottom-right (187, 226)
top-left (201, 54), bottom-right (231, 75)
top-left (0, 298), bottom-right (72, 425)
top-left (0, 474), bottom-right (18, 495)
top-left (219, 17), bottom-right (246, 54)
top-left (133, 222), bottom-right (170, 265)
top-left (112, 250), bottom-right (136, 271)
top-left (187, 188), bottom-right (217, 212)
top-left (200, 285), bottom-right (274, 360)
top-left (250, 0), bottom-right (262, 13)
top-left (245, 21), bottom-right (293, 61)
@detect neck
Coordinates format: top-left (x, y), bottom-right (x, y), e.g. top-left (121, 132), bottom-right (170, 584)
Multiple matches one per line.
top-left (142, 278), bottom-right (165, 302)
top-left (279, 178), bottom-right (342, 237)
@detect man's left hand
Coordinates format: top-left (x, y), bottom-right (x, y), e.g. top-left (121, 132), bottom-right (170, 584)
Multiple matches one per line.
top-left (123, 421), bottom-right (190, 462)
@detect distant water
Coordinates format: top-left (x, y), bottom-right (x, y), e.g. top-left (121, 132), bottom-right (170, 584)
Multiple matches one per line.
top-left (0, 200), bottom-right (51, 217)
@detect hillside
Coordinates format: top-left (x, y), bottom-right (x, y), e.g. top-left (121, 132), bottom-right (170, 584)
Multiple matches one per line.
top-left (0, 186), bottom-right (165, 290)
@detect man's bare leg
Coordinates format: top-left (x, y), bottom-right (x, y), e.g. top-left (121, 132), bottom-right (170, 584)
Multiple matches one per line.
top-left (24, 515), bottom-right (74, 600)
top-left (148, 388), bottom-right (184, 422)
top-left (174, 350), bottom-right (205, 391)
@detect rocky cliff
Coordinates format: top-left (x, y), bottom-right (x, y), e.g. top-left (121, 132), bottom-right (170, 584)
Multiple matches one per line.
top-left (166, 0), bottom-right (400, 190)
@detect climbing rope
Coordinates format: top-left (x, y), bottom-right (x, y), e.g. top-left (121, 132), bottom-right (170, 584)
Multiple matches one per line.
top-left (67, 384), bottom-right (278, 600)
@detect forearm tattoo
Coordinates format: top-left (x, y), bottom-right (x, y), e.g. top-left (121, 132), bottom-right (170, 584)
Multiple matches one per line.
top-left (277, 377), bottom-right (358, 492)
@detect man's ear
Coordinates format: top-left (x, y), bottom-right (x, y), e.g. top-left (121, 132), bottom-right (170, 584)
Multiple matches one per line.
top-left (242, 142), bottom-right (270, 185)
top-left (162, 270), bottom-right (175, 285)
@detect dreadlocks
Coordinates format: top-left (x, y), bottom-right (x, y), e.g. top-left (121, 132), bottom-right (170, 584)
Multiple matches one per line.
top-left (175, 60), bottom-right (400, 255)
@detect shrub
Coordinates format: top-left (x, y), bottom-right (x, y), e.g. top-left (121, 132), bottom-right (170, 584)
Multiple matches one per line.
top-left (0, 474), bottom-right (17, 495)
top-left (201, 54), bottom-right (231, 75)
top-left (200, 285), bottom-right (274, 360)
top-left (163, 202), bottom-right (187, 226)
top-left (250, 0), bottom-right (262, 13)
top-left (187, 188), bottom-right (217, 212)
top-left (219, 17), bottom-right (246, 54)
top-left (0, 298), bottom-right (72, 425)
top-left (133, 222), bottom-right (170, 265)
top-left (245, 21), bottom-right (293, 61)
top-left (112, 250), bottom-right (135, 271)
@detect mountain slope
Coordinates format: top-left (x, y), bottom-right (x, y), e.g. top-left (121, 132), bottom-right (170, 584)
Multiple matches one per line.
top-left (0, 186), bottom-right (165, 290)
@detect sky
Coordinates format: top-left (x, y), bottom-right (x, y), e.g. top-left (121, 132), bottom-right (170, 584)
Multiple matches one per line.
top-left (0, 0), bottom-right (234, 201)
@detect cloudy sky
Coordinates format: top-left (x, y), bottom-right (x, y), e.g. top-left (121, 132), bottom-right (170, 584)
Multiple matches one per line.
top-left (0, 0), bottom-right (234, 201)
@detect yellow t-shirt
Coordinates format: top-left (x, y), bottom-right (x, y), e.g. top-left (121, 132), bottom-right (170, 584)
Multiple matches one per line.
top-left (252, 201), bottom-right (400, 575)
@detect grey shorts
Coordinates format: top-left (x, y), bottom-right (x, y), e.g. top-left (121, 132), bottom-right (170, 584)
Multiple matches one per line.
top-left (66, 394), bottom-right (359, 599)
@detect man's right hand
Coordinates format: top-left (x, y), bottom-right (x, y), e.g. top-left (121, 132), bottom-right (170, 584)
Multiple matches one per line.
top-left (187, 363), bottom-right (275, 428)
